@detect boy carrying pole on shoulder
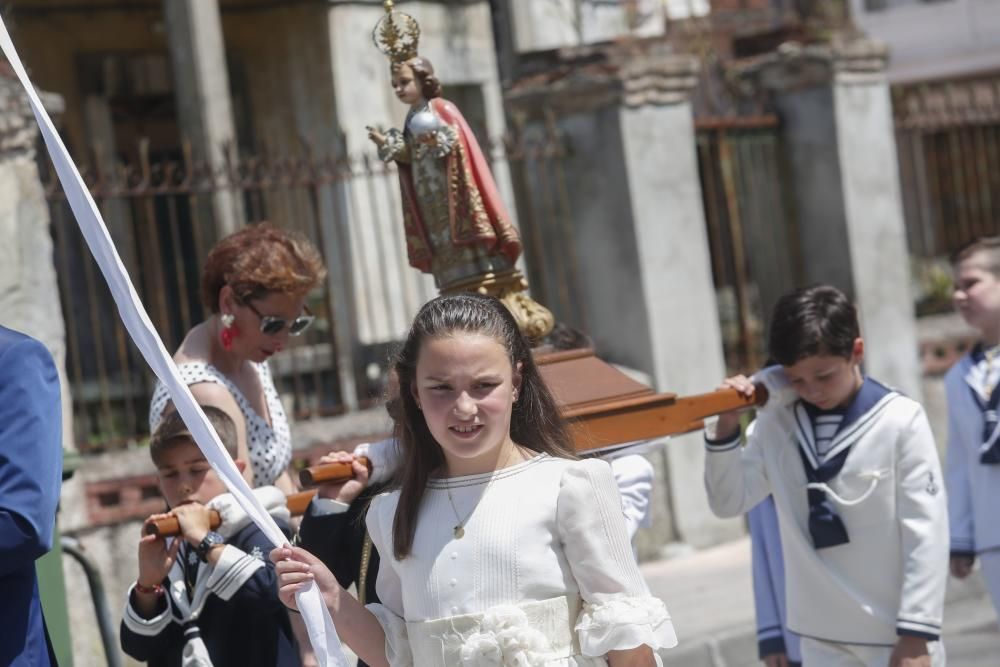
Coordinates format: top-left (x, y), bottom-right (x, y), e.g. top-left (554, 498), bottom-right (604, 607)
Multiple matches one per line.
top-left (704, 285), bottom-right (948, 667)
top-left (120, 406), bottom-right (299, 667)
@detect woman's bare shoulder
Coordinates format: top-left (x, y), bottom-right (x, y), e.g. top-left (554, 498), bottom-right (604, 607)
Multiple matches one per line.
top-left (173, 322), bottom-right (213, 364)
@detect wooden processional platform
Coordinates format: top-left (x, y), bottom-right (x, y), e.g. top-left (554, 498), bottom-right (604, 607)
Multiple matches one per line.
top-left (534, 347), bottom-right (764, 453)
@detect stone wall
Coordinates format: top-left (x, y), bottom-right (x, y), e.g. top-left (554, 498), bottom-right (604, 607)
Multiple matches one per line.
top-left (0, 67), bottom-right (72, 450)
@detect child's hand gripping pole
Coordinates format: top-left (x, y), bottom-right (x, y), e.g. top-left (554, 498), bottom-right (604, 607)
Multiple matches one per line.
top-left (299, 456), bottom-right (372, 488)
top-left (144, 491), bottom-right (320, 537)
top-left (669, 382), bottom-right (770, 434)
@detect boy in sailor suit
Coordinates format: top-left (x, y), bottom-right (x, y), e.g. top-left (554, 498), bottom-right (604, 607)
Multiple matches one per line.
top-left (120, 407), bottom-right (299, 667)
top-left (704, 285), bottom-right (948, 667)
top-left (945, 237), bottom-right (1000, 619)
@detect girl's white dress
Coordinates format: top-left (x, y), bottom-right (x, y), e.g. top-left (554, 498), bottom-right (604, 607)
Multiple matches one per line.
top-left (365, 454), bottom-right (677, 666)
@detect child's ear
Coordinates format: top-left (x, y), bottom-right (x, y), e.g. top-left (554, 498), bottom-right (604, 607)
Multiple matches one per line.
top-left (235, 459), bottom-right (247, 474)
top-left (851, 337), bottom-right (865, 364)
top-left (512, 361), bottom-right (523, 399)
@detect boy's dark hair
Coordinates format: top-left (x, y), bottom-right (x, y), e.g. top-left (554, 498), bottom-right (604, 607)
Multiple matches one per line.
top-left (950, 236), bottom-right (1000, 275)
top-left (150, 406), bottom-right (238, 465)
top-left (391, 294), bottom-right (575, 560)
top-left (768, 285), bottom-right (860, 366)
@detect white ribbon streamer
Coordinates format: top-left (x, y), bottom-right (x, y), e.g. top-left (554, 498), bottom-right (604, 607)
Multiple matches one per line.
top-left (0, 18), bottom-right (347, 667)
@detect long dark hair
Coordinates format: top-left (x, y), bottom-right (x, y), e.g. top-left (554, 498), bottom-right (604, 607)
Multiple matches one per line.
top-left (391, 294), bottom-right (574, 559)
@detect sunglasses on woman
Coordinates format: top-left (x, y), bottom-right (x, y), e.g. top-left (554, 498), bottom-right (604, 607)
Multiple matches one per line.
top-left (242, 300), bottom-right (315, 336)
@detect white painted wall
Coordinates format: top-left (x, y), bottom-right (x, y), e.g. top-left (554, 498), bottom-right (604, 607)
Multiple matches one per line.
top-left (508, 0), bottom-right (677, 54)
top-left (834, 68), bottom-right (923, 400)
top-left (850, 0), bottom-right (1000, 82)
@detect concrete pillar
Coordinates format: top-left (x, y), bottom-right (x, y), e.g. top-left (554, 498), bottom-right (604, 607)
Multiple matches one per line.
top-left (738, 39), bottom-right (923, 400)
top-left (163, 0), bottom-right (243, 237)
top-left (507, 46), bottom-right (744, 551)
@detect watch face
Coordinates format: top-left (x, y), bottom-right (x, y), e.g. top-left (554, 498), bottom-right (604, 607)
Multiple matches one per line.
top-left (198, 532), bottom-right (225, 561)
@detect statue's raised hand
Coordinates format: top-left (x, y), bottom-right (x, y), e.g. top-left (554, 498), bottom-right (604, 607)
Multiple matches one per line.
top-left (366, 125), bottom-right (387, 147)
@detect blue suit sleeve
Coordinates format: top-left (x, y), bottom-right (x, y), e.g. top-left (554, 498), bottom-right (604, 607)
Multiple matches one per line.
top-left (944, 379), bottom-right (975, 556)
top-left (120, 589), bottom-right (179, 660)
top-left (0, 337), bottom-right (62, 577)
top-left (299, 507), bottom-right (360, 590)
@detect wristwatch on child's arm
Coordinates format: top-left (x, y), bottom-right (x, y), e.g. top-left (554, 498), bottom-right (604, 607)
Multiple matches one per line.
top-left (196, 531), bottom-right (225, 562)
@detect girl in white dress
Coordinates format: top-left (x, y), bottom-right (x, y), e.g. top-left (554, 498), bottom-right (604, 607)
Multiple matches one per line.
top-left (272, 294), bottom-right (677, 666)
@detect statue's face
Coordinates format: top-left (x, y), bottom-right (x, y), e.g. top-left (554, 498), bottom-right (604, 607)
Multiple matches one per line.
top-left (391, 64), bottom-right (421, 105)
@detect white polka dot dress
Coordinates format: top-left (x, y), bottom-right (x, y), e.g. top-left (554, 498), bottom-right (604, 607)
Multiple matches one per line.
top-left (149, 361), bottom-right (292, 486)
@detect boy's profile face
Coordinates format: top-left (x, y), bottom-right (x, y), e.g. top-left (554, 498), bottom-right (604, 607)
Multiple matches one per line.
top-left (783, 338), bottom-right (864, 410)
top-left (952, 252), bottom-right (1000, 333)
top-left (155, 439), bottom-right (229, 508)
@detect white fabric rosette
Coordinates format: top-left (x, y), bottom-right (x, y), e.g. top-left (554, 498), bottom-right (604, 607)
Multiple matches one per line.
top-left (451, 606), bottom-right (554, 666)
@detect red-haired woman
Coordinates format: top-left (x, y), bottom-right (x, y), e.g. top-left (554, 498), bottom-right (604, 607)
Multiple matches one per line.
top-left (148, 223), bottom-right (326, 493)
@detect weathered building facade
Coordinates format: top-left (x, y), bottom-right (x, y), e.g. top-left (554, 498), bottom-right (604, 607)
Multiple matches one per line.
top-left (1, 1), bottom-right (944, 663)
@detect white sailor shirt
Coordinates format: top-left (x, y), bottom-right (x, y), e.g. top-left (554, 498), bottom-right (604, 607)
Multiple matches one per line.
top-left (704, 367), bottom-right (948, 645)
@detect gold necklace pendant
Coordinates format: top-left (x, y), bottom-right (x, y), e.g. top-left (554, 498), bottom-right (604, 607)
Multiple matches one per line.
top-left (446, 482), bottom-right (476, 540)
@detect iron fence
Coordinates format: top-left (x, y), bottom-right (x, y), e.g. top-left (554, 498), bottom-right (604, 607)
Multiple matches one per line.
top-left (893, 75), bottom-right (1000, 313)
top-left (47, 114), bottom-right (800, 449)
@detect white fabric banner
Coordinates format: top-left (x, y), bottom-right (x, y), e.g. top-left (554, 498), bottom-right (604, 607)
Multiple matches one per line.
top-left (0, 17), bottom-right (348, 667)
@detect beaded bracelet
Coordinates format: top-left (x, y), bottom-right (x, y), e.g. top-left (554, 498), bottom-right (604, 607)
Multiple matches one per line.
top-left (134, 581), bottom-right (165, 596)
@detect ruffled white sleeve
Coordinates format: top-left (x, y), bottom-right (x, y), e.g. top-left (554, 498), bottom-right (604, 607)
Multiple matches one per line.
top-left (557, 458), bottom-right (678, 657)
top-left (364, 492), bottom-right (413, 666)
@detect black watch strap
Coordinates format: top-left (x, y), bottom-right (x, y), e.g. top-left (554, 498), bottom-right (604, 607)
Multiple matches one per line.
top-left (196, 531), bottom-right (225, 562)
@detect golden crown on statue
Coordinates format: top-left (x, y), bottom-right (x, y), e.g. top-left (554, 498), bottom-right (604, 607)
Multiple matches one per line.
top-left (373, 0), bottom-right (421, 64)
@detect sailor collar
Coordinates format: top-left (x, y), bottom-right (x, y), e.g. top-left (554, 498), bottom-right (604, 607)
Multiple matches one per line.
top-left (794, 377), bottom-right (899, 470)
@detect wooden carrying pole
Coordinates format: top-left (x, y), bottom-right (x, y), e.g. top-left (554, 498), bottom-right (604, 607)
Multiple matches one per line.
top-left (299, 457), bottom-right (371, 487)
top-left (145, 383), bottom-right (768, 537)
top-left (143, 490), bottom-right (318, 538)
top-left (298, 383), bottom-right (768, 488)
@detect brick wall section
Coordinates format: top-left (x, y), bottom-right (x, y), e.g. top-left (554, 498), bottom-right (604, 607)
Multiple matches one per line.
top-left (85, 473), bottom-right (164, 527)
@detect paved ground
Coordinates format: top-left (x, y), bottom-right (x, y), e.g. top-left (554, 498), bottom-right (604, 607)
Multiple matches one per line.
top-left (644, 537), bottom-right (1000, 666)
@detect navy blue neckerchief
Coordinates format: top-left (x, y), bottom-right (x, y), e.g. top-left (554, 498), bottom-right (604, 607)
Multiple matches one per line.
top-left (179, 541), bottom-right (200, 601)
top-left (966, 344), bottom-right (1000, 464)
top-left (794, 377), bottom-right (896, 549)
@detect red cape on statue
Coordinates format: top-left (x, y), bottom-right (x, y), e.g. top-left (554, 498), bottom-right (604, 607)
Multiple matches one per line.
top-left (396, 97), bottom-right (521, 273)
